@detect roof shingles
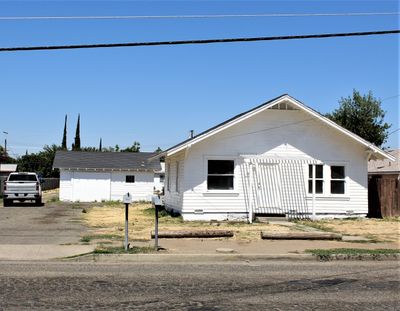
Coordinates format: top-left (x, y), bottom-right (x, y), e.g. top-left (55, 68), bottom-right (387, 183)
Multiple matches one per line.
top-left (53, 151), bottom-right (161, 171)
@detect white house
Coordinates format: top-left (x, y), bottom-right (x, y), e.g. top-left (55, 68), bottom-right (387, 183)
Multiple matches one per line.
top-left (53, 151), bottom-right (163, 202)
top-left (154, 94), bottom-right (394, 221)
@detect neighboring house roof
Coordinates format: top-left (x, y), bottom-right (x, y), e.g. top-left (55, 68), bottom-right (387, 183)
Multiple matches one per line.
top-left (53, 151), bottom-right (161, 171)
top-left (0, 164), bottom-right (17, 172)
top-left (152, 94), bottom-right (394, 161)
top-left (368, 149), bottom-right (400, 174)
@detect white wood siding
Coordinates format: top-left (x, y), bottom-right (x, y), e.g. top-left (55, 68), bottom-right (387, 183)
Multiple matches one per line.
top-left (110, 171), bottom-right (154, 201)
top-left (164, 152), bottom-right (185, 212)
top-left (165, 108), bottom-right (369, 220)
top-left (59, 170), bottom-right (156, 202)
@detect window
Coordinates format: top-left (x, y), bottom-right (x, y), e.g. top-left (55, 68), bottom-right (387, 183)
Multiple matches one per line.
top-left (331, 166), bottom-right (345, 194)
top-left (308, 164), bottom-right (323, 194)
top-left (125, 175), bottom-right (135, 183)
top-left (207, 160), bottom-right (234, 190)
top-left (175, 162), bottom-right (179, 193)
top-left (166, 164), bottom-right (170, 191)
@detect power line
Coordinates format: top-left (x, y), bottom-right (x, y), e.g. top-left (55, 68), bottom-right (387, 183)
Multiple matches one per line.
top-left (0, 12), bottom-right (399, 21)
top-left (1, 30), bottom-right (399, 53)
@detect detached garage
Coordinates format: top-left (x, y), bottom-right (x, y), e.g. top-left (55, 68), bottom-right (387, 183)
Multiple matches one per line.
top-left (53, 151), bottom-right (162, 202)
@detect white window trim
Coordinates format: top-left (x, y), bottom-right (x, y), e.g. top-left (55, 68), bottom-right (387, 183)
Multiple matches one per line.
top-left (175, 161), bottom-right (180, 193)
top-left (203, 156), bottom-right (238, 194)
top-left (166, 163), bottom-right (171, 192)
top-left (305, 162), bottom-right (349, 198)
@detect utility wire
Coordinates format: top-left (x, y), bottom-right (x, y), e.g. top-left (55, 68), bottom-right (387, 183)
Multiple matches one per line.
top-left (1, 30), bottom-right (399, 52)
top-left (0, 12), bottom-right (399, 20)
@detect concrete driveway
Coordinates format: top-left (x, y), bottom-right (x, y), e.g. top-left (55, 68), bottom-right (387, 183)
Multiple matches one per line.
top-left (0, 200), bottom-right (94, 260)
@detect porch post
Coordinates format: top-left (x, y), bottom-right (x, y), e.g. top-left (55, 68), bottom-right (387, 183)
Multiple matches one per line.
top-left (248, 162), bottom-right (254, 224)
top-left (312, 164), bottom-right (316, 220)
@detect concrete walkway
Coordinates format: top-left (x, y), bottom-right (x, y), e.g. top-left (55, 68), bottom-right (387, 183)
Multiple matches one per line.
top-left (0, 244), bottom-right (95, 260)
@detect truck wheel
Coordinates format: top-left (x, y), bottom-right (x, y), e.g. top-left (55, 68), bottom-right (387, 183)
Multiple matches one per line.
top-left (3, 199), bottom-right (11, 207)
top-left (35, 197), bottom-right (42, 206)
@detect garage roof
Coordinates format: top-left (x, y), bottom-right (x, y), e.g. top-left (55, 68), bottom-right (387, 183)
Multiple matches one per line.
top-left (53, 151), bottom-right (161, 171)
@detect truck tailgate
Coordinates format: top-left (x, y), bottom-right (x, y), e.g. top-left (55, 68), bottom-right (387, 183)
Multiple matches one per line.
top-left (5, 182), bottom-right (37, 193)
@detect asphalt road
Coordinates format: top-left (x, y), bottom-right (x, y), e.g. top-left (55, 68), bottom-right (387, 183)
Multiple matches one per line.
top-left (0, 260), bottom-right (398, 310)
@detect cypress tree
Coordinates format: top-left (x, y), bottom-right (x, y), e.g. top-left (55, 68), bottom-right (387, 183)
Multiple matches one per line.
top-left (73, 114), bottom-right (81, 151)
top-left (99, 138), bottom-right (102, 152)
top-left (61, 114), bottom-right (67, 150)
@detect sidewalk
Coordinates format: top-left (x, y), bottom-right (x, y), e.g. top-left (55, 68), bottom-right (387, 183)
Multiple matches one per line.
top-left (0, 244), bottom-right (95, 261)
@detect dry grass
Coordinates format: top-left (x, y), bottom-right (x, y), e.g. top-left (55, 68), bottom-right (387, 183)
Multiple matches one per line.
top-left (298, 218), bottom-right (400, 244)
top-left (81, 202), bottom-right (295, 242)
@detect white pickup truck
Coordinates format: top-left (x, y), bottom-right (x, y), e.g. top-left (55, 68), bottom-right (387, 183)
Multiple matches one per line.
top-left (3, 172), bottom-right (43, 206)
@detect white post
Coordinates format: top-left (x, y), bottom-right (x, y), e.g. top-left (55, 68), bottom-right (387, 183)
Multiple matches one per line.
top-left (248, 163), bottom-right (254, 224)
top-left (312, 164), bottom-right (316, 220)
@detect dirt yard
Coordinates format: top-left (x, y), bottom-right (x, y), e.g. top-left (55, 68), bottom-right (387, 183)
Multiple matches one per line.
top-left (80, 201), bottom-right (399, 247)
top-left (81, 202), bottom-right (300, 243)
top-left (297, 218), bottom-right (400, 244)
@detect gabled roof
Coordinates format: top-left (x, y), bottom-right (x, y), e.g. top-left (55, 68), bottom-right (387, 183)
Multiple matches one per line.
top-left (368, 149), bottom-right (400, 174)
top-left (153, 94), bottom-right (394, 161)
top-left (53, 151), bottom-right (161, 171)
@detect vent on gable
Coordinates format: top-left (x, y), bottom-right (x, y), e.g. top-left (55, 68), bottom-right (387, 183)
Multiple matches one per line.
top-left (269, 102), bottom-right (299, 110)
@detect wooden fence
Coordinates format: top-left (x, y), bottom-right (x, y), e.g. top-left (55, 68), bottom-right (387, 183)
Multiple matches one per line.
top-left (368, 174), bottom-right (400, 218)
top-left (0, 177), bottom-right (59, 196)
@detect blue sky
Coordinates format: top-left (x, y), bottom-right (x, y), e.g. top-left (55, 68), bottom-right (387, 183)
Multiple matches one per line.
top-left (0, 0), bottom-right (398, 157)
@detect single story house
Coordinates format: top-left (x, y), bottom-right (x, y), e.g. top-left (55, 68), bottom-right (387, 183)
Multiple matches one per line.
top-left (53, 151), bottom-right (163, 202)
top-left (0, 164), bottom-right (18, 196)
top-left (0, 164), bottom-right (17, 178)
top-left (368, 149), bottom-right (399, 217)
top-left (153, 94), bottom-right (394, 221)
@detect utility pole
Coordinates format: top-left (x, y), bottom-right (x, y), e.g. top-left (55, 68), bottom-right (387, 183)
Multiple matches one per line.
top-left (2, 131), bottom-right (8, 157)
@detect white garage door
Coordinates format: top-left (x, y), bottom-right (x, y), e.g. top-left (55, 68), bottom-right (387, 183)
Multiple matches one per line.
top-left (72, 172), bottom-right (111, 202)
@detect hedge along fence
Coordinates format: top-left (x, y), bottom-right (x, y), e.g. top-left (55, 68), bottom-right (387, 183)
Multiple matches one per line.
top-left (0, 177), bottom-right (59, 196)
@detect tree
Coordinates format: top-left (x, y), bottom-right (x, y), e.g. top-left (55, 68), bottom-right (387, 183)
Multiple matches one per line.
top-left (61, 114), bottom-right (67, 150)
top-left (155, 147), bottom-right (162, 153)
top-left (17, 144), bottom-right (60, 177)
top-left (0, 145), bottom-right (16, 164)
top-left (99, 138), bottom-right (102, 152)
top-left (121, 141), bottom-right (140, 152)
top-left (326, 90), bottom-right (391, 147)
top-left (72, 114), bottom-right (81, 151)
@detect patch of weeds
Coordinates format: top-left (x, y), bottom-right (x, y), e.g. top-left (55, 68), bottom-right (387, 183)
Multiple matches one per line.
top-left (93, 246), bottom-right (155, 254)
top-left (80, 234), bottom-right (122, 243)
top-left (48, 196), bottom-right (60, 203)
top-left (143, 206), bottom-right (179, 218)
top-left (80, 236), bottom-right (91, 243)
top-left (295, 220), bottom-right (337, 233)
top-left (382, 217), bottom-right (400, 222)
top-left (100, 201), bottom-right (122, 207)
top-left (305, 248), bottom-right (400, 261)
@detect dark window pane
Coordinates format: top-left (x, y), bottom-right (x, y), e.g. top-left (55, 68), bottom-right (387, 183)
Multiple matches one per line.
top-left (331, 166), bottom-right (345, 179)
top-left (316, 165), bottom-right (323, 178)
top-left (208, 160), bottom-right (234, 175)
top-left (126, 175), bottom-right (135, 183)
top-left (207, 176), bottom-right (234, 190)
top-left (308, 180), bottom-right (323, 194)
top-left (8, 174), bottom-right (37, 181)
top-left (316, 180), bottom-right (323, 193)
top-left (308, 165), bottom-right (323, 178)
top-left (331, 181), bottom-right (345, 194)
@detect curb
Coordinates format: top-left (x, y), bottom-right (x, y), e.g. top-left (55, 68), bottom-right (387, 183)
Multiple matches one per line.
top-left (62, 252), bottom-right (400, 263)
top-left (64, 253), bottom-right (315, 262)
